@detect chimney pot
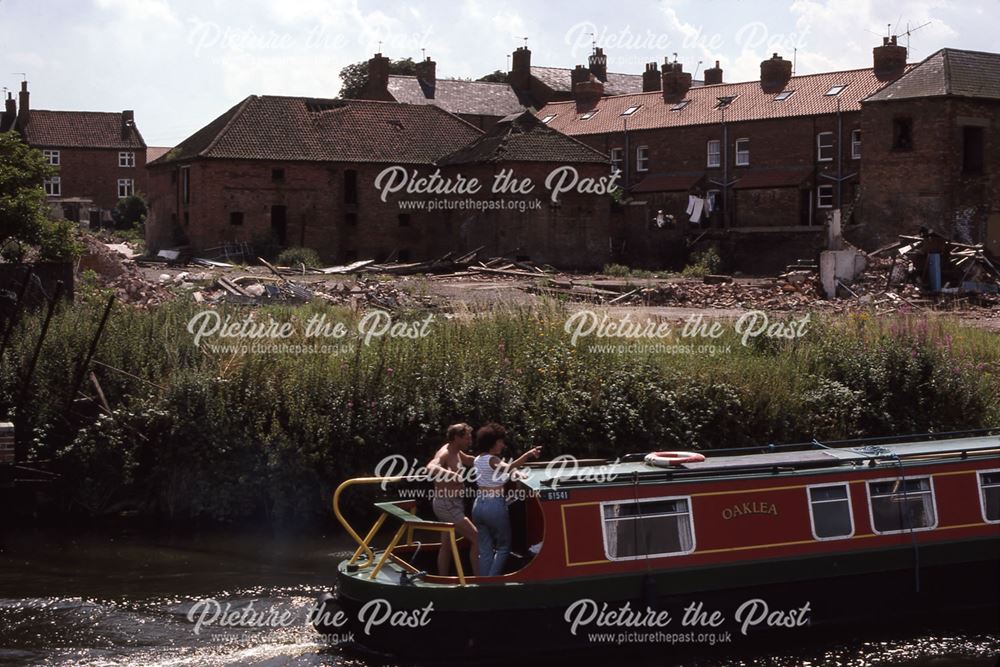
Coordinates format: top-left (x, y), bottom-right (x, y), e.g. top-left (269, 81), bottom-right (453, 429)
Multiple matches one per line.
top-left (760, 53), bottom-right (792, 94)
top-left (642, 61), bottom-right (661, 92)
top-left (661, 61), bottom-right (692, 104)
top-left (415, 56), bottom-right (437, 98)
top-left (704, 59), bottom-right (723, 85)
top-left (873, 35), bottom-right (907, 81)
top-left (510, 46), bottom-right (532, 91)
top-left (588, 46), bottom-right (607, 81)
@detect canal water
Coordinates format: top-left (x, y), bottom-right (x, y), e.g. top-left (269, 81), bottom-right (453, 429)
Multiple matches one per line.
top-left (0, 529), bottom-right (996, 666)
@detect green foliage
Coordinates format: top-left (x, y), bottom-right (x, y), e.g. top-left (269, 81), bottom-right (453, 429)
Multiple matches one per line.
top-left (338, 57), bottom-right (417, 99)
top-left (682, 247), bottom-right (722, 277)
top-left (0, 131), bottom-right (57, 254)
top-left (112, 194), bottom-right (147, 230)
top-left (276, 246), bottom-right (321, 267)
top-left (1, 301), bottom-right (996, 528)
top-left (477, 70), bottom-right (509, 83)
top-left (602, 263), bottom-right (631, 277)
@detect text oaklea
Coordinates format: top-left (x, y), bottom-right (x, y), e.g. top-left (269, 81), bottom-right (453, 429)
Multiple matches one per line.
top-left (186, 310), bottom-right (434, 347)
top-left (373, 166), bottom-right (620, 204)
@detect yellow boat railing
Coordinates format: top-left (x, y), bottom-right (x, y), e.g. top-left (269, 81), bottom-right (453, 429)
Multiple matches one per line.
top-left (332, 476), bottom-right (467, 585)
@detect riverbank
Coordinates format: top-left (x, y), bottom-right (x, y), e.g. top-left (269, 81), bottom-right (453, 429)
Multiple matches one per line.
top-left (2, 296), bottom-right (998, 527)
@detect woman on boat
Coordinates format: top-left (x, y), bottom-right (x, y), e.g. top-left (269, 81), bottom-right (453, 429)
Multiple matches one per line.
top-left (471, 423), bottom-right (542, 577)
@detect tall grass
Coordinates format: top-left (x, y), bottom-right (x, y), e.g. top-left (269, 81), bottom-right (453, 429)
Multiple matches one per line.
top-left (1, 297), bottom-right (997, 526)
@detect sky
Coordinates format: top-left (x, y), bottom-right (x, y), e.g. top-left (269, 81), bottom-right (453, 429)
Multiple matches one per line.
top-left (1, 0), bottom-right (995, 147)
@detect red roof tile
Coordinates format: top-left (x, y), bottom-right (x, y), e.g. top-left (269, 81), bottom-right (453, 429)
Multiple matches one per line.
top-left (152, 96), bottom-right (483, 165)
top-left (22, 110), bottom-right (145, 149)
top-left (539, 66), bottom-right (908, 136)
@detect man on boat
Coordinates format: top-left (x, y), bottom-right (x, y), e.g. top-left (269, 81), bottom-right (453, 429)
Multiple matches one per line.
top-left (427, 423), bottom-right (479, 576)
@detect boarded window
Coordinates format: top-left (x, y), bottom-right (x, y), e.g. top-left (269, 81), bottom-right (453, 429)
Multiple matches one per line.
top-left (602, 497), bottom-right (694, 559)
top-left (344, 169), bottom-right (358, 205)
top-left (962, 126), bottom-right (984, 174)
top-left (229, 212), bottom-right (244, 226)
top-left (272, 167), bottom-right (285, 181)
top-left (892, 118), bottom-right (913, 151)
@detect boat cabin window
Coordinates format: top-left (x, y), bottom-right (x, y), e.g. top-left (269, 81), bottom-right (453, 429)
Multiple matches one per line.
top-left (979, 470), bottom-right (1000, 523)
top-left (600, 496), bottom-right (695, 560)
top-left (867, 477), bottom-right (937, 534)
top-left (807, 483), bottom-right (854, 539)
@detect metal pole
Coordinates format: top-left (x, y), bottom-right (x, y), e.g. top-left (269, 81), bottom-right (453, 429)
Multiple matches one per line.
top-left (66, 294), bottom-right (116, 416)
top-left (836, 98), bottom-right (843, 209)
top-left (722, 106), bottom-right (728, 228)
top-left (623, 118), bottom-right (630, 187)
top-left (15, 280), bottom-right (64, 457)
top-left (0, 265), bottom-right (33, 361)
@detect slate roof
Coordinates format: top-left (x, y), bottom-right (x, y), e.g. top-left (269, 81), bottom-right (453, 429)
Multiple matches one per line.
top-left (151, 96), bottom-right (483, 166)
top-left (20, 110), bottom-right (145, 149)
top-left (438, 111), bottom-right (608, 165)
top-left (531, 66), bottom-right (644, 96)
top-left (539, 66), bottom-right (907, 136)
top-left (864, 48), bottom-right (1000, 102)
top-left (386, 75), bottom-right (526, 117)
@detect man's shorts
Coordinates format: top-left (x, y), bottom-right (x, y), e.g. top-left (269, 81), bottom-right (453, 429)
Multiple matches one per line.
top-left (432, 494), bottom-right (466, 524)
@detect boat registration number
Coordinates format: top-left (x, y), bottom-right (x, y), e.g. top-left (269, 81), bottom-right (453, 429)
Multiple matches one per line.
top-left (541, 490), bottom-right (570, 501)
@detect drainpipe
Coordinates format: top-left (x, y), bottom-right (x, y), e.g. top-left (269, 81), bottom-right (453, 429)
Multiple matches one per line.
top-left (623, 118), bottom-right (630, 188)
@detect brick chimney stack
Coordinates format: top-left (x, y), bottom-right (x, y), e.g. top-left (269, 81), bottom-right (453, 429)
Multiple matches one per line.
top-left (642, 62), bottom-right (661, 92)
top-left (704, 60), bottom-right (723, 85)
top-left (571, 64), bottom-right (591, 87)
top-left (573, 64), bottom-right (603, 108)
top-left (5, 92), bottom-right (14, 116)
top-left (589, 47), bottom-right (607, 81)
top-left (17, 81), bottom-right (29, 128)
top-left (364, 53), bottom-right (391, 99)
top-left (760, 53), bottom-right (792, 94)
top-left (415, 56), bottom-right (437, 98)
top-left (661, 60), bottom-right (692, 104)
top-left (510, 46), bottom-right (531, 92)
top-left (873, 36), bottom-right (907, 81)
top-left (121, 109), bottom-right (135, 140)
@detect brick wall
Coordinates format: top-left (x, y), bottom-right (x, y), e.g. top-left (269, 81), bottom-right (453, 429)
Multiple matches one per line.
top-left (575, 112), bottom-right (862, 228)
top-left (43, 147), bottom-right (147, 211)
top-left (856, 97), bottom-right (1000, 247)
top-left (147, 159), bottom-right (613, 268)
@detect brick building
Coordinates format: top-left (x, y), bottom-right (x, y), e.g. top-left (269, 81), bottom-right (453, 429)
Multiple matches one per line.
top-left (536, 44), bottom-right (913, 271)
top-left (3, 82), bottom-right (147, 225)
top-left (145, 98), bottom-right (613, 267)
top-left (857, 48), bottom-right (1000, 249)
top-left (437, 111), bottom-right (612, 267)
top-left (509, 46), bottom-right (649, 108)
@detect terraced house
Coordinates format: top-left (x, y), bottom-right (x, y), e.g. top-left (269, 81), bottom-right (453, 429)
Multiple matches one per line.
top-left (537, 40), bottom-right (1000, 271)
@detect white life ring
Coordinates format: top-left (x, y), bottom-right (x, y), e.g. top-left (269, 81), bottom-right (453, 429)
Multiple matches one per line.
top-left (644, 451), bottom-right (706, 467)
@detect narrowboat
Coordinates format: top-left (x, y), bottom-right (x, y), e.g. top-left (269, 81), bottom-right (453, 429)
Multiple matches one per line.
top-left (314, 431), bottom-right (1000, 659)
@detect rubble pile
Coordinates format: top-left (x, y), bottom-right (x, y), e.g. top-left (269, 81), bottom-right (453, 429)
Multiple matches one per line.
top-left (78, 236), bottom-right (174, 307)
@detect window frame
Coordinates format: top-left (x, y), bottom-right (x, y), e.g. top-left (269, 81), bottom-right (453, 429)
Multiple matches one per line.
top-left (117, 178), bottom-right (134, 198)
top-left (851, 129), bottom-right (862, 160)
top-left (735, 138), bottom-right (750, 166)
top-left (43, 176), bottom-right (61, 197)
top-left (774, 90), bottom-right (795, 102)
top-left (579, 109), bottom-right (599, 121)
top-left (43, 149), bottom-right (60, 165)
top-left (600, 494), bottom-right (696, 561)
top-left (636, 145), bottom-right (649, 172)
top-left (816, 184), bottom-right (834, 209)
top-left (807, 482), bottom-right (855, 541)
top-left (670, 100), bottom-right (690, 112)
top-left (817, 132), bottom-right (834, 162)
top-left (609, 147), bottom-right (624, 174)
top-left (119, 151), bottom-right (136, 168)
top-left (706, 139), bottom-right (721, 168)
top-left (620, 104), bottom-right (642, 116)
top-left (540, 114), bottom-right (557, 124)
top-left (978, 469), bottom-right (1000, 524)
top-left (825, 84), bottom-right (846, 96)
top-left (865, 475), bottom-right (939, 535)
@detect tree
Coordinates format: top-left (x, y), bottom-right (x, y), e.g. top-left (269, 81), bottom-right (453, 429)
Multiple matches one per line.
top-left (0, 132), bottom-right (80, 262)
top-left (112, 193), bottom-right (147, 230)
top-left (477, 70), bottom-right (509, 84)
top-left (338, 57), bottom-right (417, 99)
